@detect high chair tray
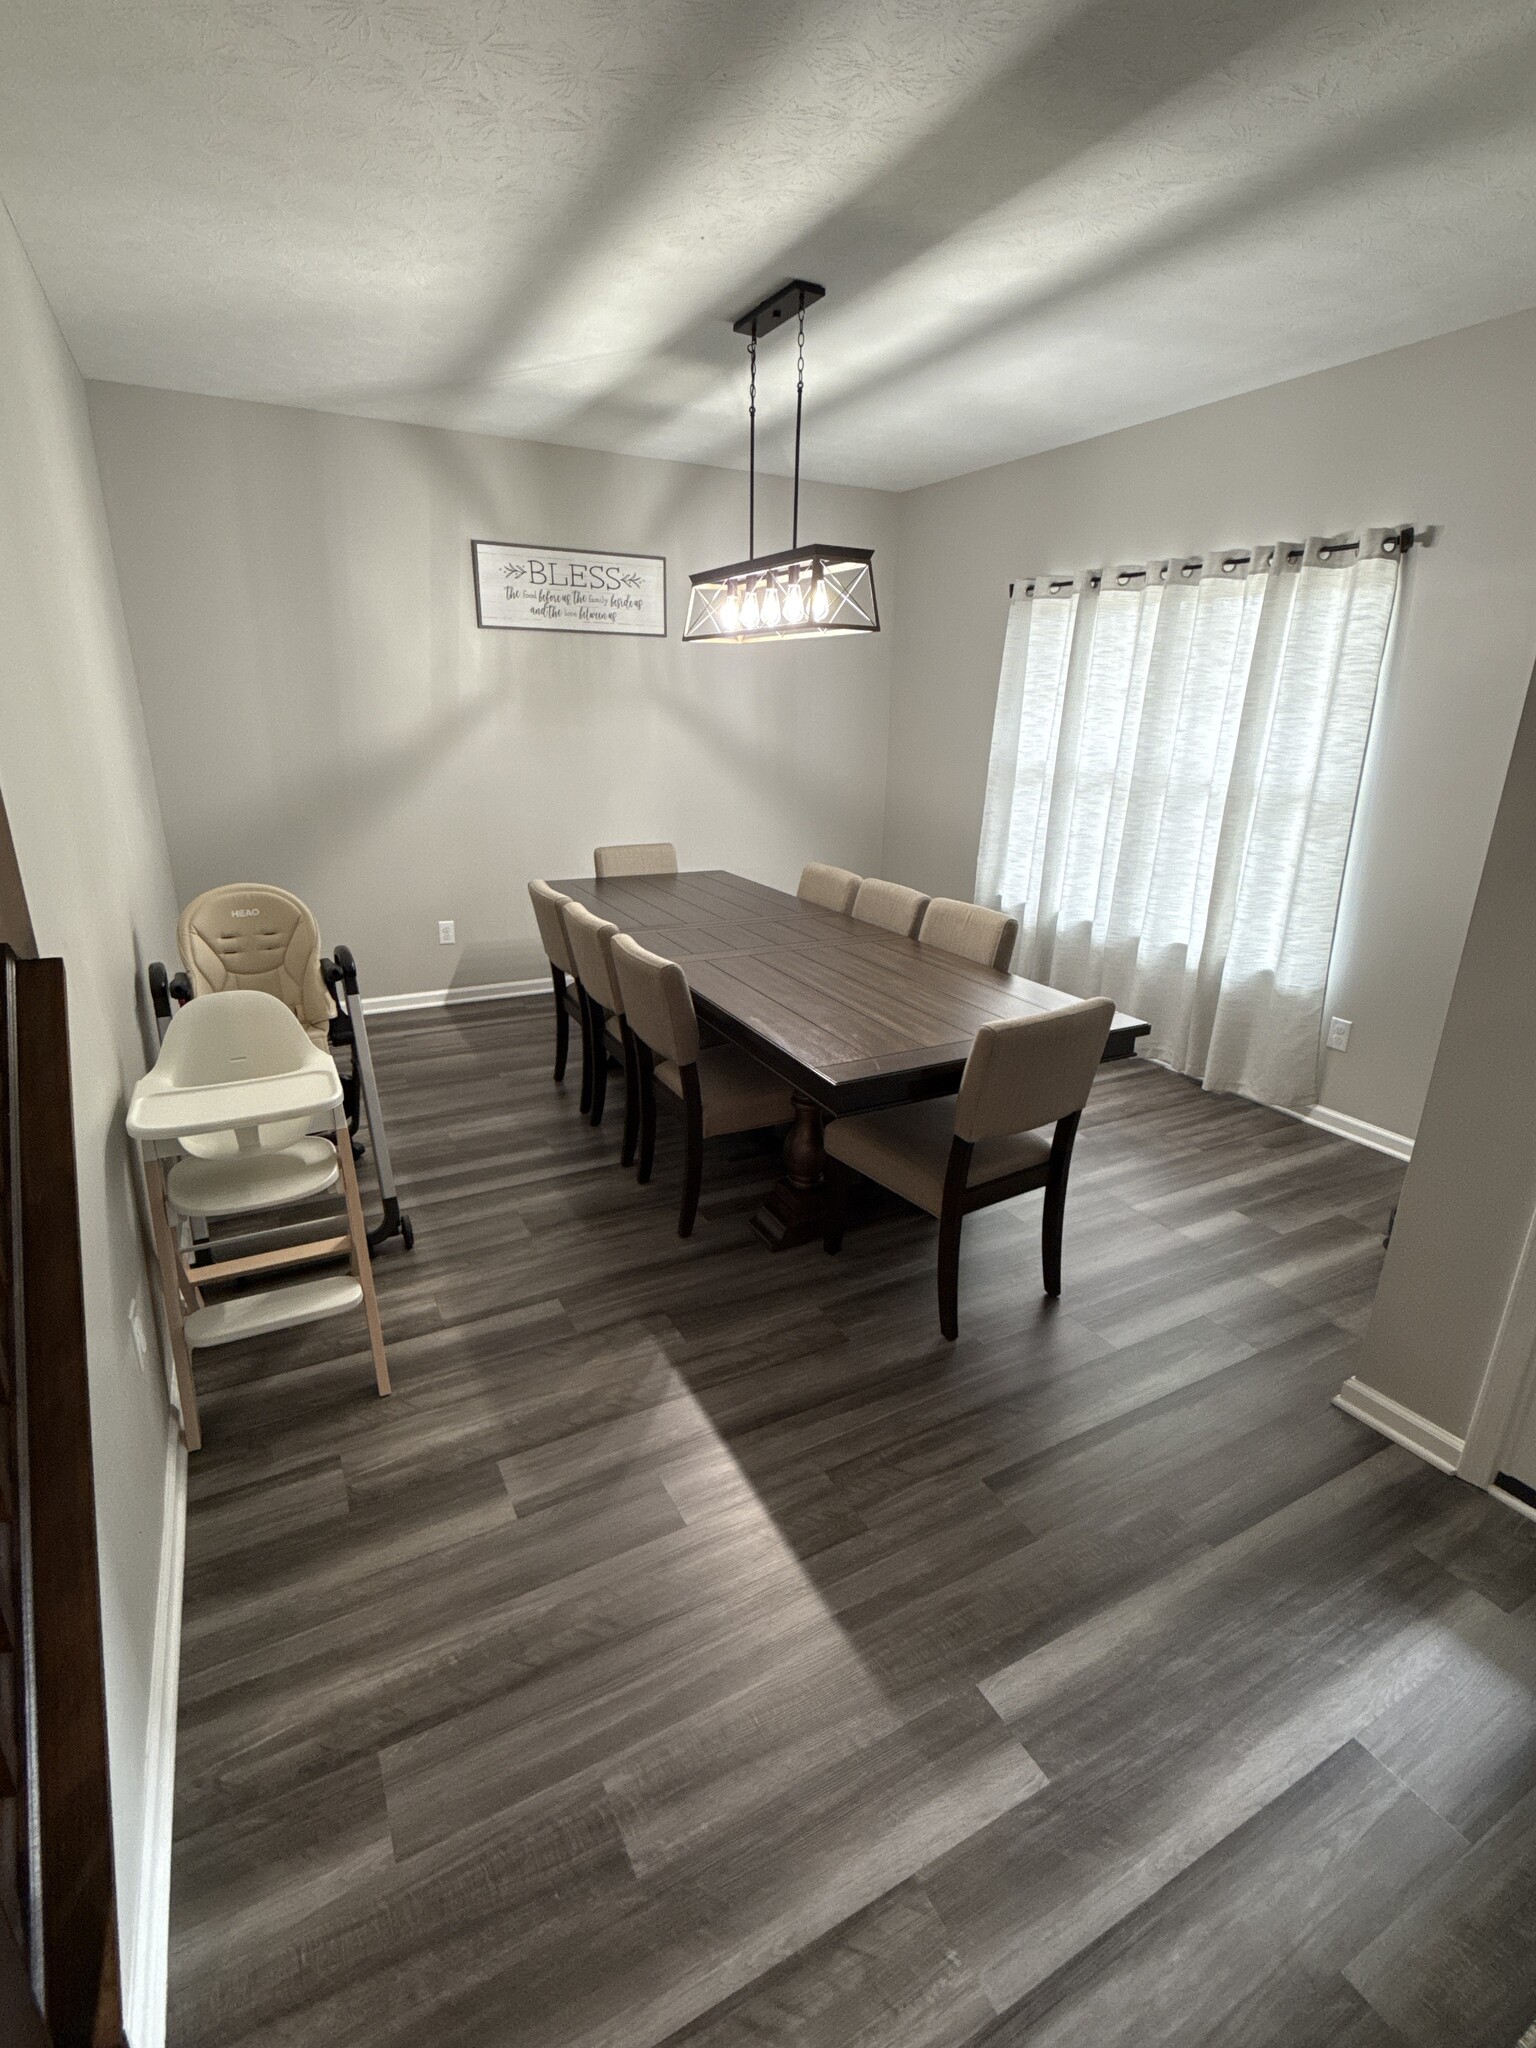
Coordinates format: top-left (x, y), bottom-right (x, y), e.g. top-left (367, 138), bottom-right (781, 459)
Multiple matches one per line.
top-left (128, 1063), bottom-right (341, 1141)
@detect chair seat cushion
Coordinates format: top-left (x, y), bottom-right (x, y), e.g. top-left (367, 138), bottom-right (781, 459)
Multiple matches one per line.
top-left (655, 1046), bottom-right (795, 1138)
top-left (824, 1097), bottom-right (1050, 1217)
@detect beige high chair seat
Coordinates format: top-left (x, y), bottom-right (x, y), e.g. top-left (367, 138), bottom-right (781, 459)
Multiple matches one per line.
top-left (153, 882), bottom-right (413, 1253)
top-left (178, 883), bottom-right (335, 1050)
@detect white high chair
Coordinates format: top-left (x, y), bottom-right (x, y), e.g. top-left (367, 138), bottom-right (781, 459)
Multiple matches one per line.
top-left (129, 989), bottom-right (391, 1451)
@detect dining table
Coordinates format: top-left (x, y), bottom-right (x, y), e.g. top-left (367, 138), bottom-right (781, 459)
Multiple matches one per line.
top-left (546, 870), bottom-right (1150, 1248)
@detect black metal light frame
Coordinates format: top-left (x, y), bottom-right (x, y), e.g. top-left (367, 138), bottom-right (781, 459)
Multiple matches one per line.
top-left (683, 281), bottom-right (879, 645)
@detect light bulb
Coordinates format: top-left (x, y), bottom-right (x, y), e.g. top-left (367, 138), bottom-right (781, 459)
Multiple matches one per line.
top-left (762, 578), bottom-right (782, 629)
top-left (740, 582), bottom-right (760, 631)
top-left (719, 589), bottom-right (740, 634)
top-left (810, 573), bottom-right (830, 623)
top-left (784, 576), bottom-right (806, 625)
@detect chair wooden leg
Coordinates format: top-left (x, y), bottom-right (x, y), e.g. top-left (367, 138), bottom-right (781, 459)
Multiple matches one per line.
top-left (588, 995), bottom-right (609, 1127)
top-left (937, 1203), bottom-right (964, 1341)
top-left (823, 1153), bottom-right (849, 1253)
top-left (620, 1020), bottom-right (639, 1169)
top-left (637, 1043), bottom-right (657, 1184)
top-left (678, 1072), bottom-right (704, 1238)
top-left (143, 1158), bottom-right (202, 1451)
top-left (550, 965), bottom-right (570, 1082)
top-left (576, 980), bottom-right (594, 1116)
top-left (337, 1111), bottom-right (391, 1396)
top-left (1042, 1111), bottom-right (1081, 1298)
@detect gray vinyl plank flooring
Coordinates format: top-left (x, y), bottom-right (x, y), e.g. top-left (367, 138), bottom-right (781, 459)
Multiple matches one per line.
top-left (167, 999), bottom-right (1536, 2047)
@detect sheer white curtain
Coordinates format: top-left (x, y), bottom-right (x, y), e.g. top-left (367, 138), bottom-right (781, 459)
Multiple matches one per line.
top-left (975, 532), bottom-right (1403, 1111)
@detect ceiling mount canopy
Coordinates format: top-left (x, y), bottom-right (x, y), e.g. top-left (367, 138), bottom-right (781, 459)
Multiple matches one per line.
top-left (684, 281), bottom-right (878, 645)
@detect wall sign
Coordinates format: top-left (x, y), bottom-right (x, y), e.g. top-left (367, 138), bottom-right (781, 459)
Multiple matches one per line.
top-left (471, 540), bottom-right (667, 637)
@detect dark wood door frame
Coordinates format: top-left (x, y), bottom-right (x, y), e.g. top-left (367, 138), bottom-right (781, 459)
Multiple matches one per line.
top-left (1, 944), bottom-right (126, 2046)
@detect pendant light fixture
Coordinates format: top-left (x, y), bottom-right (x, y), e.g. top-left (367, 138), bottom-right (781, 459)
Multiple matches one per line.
top-left (683, 281), bottom-right (878, 644)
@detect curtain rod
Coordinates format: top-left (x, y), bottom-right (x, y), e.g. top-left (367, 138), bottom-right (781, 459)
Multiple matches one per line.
top-left (1011, 526), bottom-right (1416, 600)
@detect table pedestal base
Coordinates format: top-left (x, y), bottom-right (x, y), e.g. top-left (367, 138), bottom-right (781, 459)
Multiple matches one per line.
top-left (750, 1094), bottom-right (825, 1252)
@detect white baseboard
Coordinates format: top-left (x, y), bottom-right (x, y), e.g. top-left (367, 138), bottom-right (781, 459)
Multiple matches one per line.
top-left (1489, 1482), bottom-right (1536, 1529)
top-left (362, 978), bottom-right (546, 1017)
top-left (125, 1415), bottom-right (187, 2048)
top-left (1295, 1104), bottom-right (1414, 1161)
top-left (1333, 1376), bottom-right (1465, 1475)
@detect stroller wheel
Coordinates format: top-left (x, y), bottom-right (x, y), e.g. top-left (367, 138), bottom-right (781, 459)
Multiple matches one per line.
top-left (401, 1214), bottom-right (415, 1251)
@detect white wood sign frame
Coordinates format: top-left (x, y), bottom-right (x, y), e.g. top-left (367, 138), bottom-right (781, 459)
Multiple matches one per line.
top-left (471, 540), bottom-right (667, 638)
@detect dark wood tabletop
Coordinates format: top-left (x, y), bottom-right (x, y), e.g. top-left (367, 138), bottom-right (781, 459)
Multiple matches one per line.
top-left (546, 870), bottom-right (1148, 1116)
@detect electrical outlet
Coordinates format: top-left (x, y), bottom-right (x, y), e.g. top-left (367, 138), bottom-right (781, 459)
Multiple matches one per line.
top-left (128, 1294), bottom-right (150, 1373)
top-left (1326, 1016), bottom-right (1352, 1052)
top-left (438, 919), bottom-right (456, 945)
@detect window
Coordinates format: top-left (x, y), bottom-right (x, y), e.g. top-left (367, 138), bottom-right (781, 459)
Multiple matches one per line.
top-left (976, 533), bottom-right (1404, 1110)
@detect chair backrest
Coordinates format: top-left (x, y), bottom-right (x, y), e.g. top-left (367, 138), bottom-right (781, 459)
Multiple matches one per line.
top-left (593, 842), bottom-right (678, 878)
top-left (954, 998), bottom-right (1115, 1143)
top-left (798, 862), bottom-right (862, 914)
top-left (155, 987), bottom-right (321, 1089)
top-left (851, 876), bottom-right (930, 938)
top-left (918, 897), bottom-right (1020, 972)
top-left (529, 879), bottom-right (577, 975)
top-left (563, 900), bottom-right (624, 1013)
top-left (178, 882), bottom-right (330, 1028)
top-left (610, 933), bottom-right (699, 1066)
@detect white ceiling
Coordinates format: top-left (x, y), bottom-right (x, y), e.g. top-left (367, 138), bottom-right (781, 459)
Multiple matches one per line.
top-left (4, 0), bottom-right (1536, 492)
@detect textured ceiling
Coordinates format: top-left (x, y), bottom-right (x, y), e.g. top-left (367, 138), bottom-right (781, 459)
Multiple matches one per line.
top-left (3, 0), bottom-right (1536, 491)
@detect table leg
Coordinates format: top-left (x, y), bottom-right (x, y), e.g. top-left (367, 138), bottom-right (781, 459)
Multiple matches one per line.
top-left (750, 1094), bottom-right (826, 1251)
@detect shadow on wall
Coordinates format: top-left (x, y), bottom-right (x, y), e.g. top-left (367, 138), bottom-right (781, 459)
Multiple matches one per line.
top-left (449, 940), bottom-right (525, 991)
top-left (396, 420), bottom-right (885, 871)
top-left (161, 397), bottom-right (888, 996)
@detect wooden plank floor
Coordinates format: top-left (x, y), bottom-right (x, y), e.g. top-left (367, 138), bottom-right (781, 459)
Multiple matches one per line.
top-left (168, 998), bottom-right (1536, 2048)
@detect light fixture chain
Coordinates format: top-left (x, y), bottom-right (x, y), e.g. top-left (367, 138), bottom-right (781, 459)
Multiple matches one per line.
top-left (792, 300), bottom-right (806, 549)
top-left (748, 327), bottom-right (757, 561)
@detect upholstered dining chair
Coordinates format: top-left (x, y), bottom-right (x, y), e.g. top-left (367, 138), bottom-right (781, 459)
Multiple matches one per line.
top-left (561, 900), bottom-right (639, 1166)
top-left (823, 997), bottom-right (1114, 1339)
top-left (610, 933), bottom-right (795, 1237)
top-left (798, 862), bottom-right (862, 914)
top-left (528, 880), bottom-right (592, 1109)
top-left (593, 842), bottom-right (678, 877)
top-left (851, 876), bottom-right (930, 938)
top-left (918, 897), bottom-right (1020, 972)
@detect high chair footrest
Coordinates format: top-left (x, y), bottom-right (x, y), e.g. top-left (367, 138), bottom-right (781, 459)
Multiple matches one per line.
top-left (184, 1275), bottom-right (363, 1348)
top-left (167, 1136), bottom-right (341, 1217)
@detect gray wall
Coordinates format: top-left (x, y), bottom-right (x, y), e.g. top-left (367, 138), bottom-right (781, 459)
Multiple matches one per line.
top-left (1357, 659), bottom-right (1536, 1439)
top-left (87, 386), bottom-right (898, 998)
top-left (884, 309), bottom-right (1536, 1143)
top-left (0, 200), bottom-right (181, 2019)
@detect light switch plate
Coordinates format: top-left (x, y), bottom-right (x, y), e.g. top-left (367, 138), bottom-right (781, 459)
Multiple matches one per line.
top-left (1326, 1016), bottom-right (1352, 1052)
top-left (438, 919), bottom-right (456, 945)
